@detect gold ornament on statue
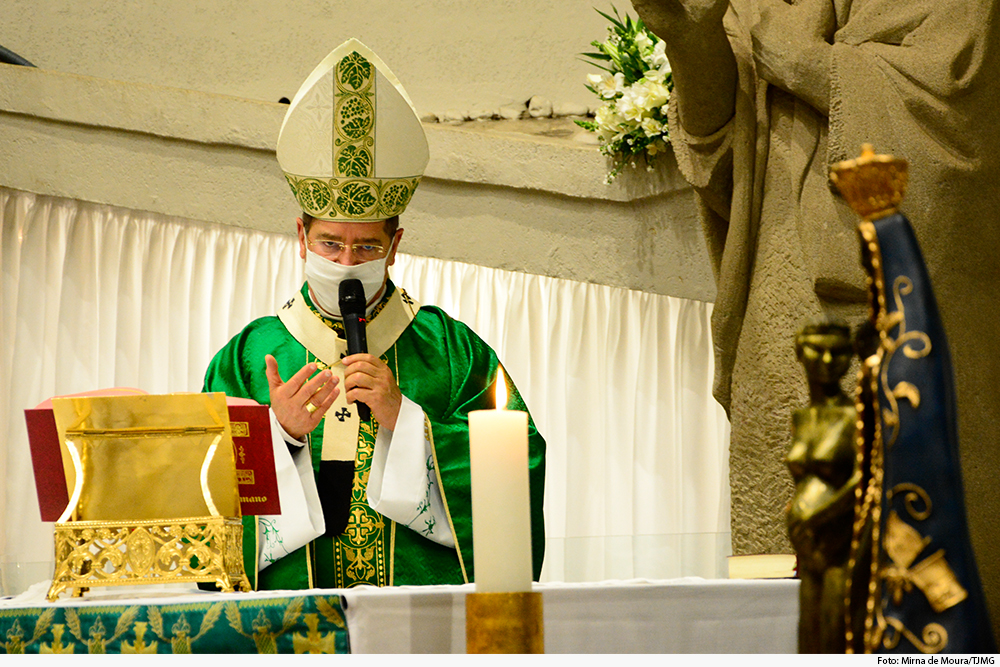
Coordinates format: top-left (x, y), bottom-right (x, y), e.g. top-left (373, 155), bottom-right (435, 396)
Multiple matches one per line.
top-left (786, 320), bottom-right (861, 653)
top-left (829, 144), bottom-right (908, 221)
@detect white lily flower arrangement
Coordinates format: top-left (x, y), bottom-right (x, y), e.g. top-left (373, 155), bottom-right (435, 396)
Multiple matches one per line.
top-left (577, 7), bottom-right (674, 183)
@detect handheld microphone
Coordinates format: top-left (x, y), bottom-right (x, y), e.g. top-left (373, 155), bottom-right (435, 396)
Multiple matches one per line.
top-left (339, 279), bottom-right (371, 422)
top-left (317, 279), bottom-right (369, 536)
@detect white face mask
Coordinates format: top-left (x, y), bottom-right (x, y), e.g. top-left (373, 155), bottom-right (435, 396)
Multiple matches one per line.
top-left (304, 249), bottom-right (390, 317)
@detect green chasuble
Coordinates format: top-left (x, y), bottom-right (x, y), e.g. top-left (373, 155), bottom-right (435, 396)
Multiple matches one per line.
top-left (203, 281), bottom-right (545, 590)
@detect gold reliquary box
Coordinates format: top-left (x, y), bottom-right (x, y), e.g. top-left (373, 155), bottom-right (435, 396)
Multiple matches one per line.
top-left (33, 391), bottom-right (255, 600)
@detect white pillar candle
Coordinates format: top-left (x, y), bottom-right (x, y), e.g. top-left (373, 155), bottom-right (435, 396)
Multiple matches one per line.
top-left (469, 370), bottom-right (532, 593)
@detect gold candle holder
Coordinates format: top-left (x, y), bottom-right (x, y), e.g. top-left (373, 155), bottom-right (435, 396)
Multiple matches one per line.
top-left (465, 591), bottom-right (544, 654)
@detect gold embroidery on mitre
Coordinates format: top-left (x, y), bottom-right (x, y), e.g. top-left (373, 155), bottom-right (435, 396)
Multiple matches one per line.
top-left (286, 175), bottom-right (421, 222)
top-left (278, 45), bottom-right (427, 222)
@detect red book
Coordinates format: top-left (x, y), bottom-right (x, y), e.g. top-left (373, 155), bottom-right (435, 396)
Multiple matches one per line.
top-left (224, 397), bottom-right (281, 516)
top-left (25, 390), bottom-right (280, 520)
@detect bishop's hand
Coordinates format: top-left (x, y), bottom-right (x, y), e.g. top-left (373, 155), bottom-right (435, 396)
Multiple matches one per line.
top-left (266, 354), bottom-right (339, 441)
top-left (342, 353), bottom-right (403, 431)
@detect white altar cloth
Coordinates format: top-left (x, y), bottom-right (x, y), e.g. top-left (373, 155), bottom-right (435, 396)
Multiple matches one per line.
top-left (2, 577), bottom-right (799, 653)
top-left (340, 578), bottom-right (799, 653)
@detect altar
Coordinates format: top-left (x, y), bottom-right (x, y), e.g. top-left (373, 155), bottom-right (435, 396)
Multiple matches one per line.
top-left (0, 577), bottom-right (798, 653)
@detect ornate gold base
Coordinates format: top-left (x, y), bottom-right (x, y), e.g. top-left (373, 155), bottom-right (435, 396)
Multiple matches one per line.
top-left (47, 515), bottom-right (251, 601)
top-left (465, 591), bottom-right (544, 654)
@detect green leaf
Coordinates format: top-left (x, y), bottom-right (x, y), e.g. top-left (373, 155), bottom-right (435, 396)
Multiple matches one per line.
top-left (338, 52), bottom-right (372, 91)
top-left (337, 144), bottom-right (372, 177)
top-left (595, 7), bottom-right (623, 29)
top-left (297, 179), bottom-right (332, 214)
top-left (578, 58), bottom-right (614, 75)
top-left (337, 181), bottom-right (377, 216)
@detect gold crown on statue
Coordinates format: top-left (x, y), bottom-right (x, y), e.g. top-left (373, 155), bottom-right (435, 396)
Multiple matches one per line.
top-left (829, 144), bottom-right (908, 220)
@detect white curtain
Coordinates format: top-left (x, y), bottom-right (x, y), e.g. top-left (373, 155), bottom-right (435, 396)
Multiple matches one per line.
top-left (0, 187), bottom-right (730, 594)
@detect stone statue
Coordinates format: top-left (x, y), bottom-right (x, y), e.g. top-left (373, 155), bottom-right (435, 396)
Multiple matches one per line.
top-left (629, 0), bottom-right (1000, 637)
top-left (786, 321), bottom-right (859, 653)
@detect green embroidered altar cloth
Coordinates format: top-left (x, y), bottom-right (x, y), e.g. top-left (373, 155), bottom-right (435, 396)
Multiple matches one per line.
top-left (0, 592), bottom-right (349, 654)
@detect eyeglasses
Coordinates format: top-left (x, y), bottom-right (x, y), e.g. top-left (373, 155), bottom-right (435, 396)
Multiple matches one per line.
top-left (308, 240), bottom-right (388, 262)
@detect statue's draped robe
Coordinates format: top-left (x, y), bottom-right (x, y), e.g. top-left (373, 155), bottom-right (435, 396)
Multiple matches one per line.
top-left (667, 0), bottom-right (1000, 621)
top-left (204, 282), bottom-right (546, 589)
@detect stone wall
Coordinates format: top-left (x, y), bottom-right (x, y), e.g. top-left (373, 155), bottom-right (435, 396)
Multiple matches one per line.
top-left (0, 0), bottom-right (611, 124)
top-left (0, 62), bottom-right (713, 302)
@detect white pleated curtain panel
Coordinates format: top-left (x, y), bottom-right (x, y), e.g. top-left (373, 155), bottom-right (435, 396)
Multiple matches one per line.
top-left (0, 187), bottom-right (730, 590)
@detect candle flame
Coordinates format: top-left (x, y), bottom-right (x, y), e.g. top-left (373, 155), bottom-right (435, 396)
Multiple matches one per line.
top-left (495, 365), bottom-right (508, 409)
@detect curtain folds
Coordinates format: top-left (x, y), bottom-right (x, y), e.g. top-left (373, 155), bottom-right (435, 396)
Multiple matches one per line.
top-left (1, 187), bottom-right (729, 592)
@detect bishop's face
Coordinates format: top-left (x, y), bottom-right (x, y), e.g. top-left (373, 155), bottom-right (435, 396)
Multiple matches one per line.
top-left (297, 218), bottom-right (400, 268)
top-left (297, 218), bottom-right (403, 311)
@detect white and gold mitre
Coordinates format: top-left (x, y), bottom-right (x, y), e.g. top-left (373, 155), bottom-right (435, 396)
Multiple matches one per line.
top-left (277, 39), bottom-right (429, 222)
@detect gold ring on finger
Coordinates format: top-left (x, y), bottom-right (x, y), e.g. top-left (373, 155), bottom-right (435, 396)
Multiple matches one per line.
top-left (305, 401), bottom-right (319, 414)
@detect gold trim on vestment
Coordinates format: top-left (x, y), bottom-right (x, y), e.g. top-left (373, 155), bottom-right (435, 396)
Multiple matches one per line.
top-left (426, 412), bottom-right (469, 584)
top-left (253, 515), bottom-right (261, 588)
top-left (278, 286), bottom-right (418, 365)
top-left (389, 520), bottom-right (396, 586)
top-left (331, 416), bottom-right (389, 587)
top-left (306, 539), bottom-right (315, 589)
top-left (277, 285), bottom-right (421, 588)
top-left (277, 287), bottom-right (418, 462)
